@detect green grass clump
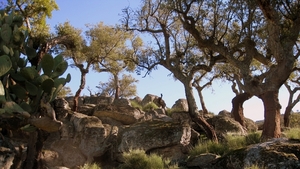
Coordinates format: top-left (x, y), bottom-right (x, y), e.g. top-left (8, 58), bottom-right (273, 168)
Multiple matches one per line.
top-left (289, 113), bottom-right (300, 128)
top-left (189, 140), bottom-right (230, 156)
top-left (142, 102), bottom-right (159, 112)
top-left (80, 163), bottom-right (101, 169)
top-left (225, 134), bottom-right (247, 149)
top-left (118, 149), bottom-right (178, 169)
top-left (165, 108), bottom-right (182, 116)
top-left (130, 100), bottom-right (143, 110)
top-left (285, 127), bottom-right (300, 139)
top-left (245, 132), bottom-right (261, 145)
top-left (244, 163), bottom-right (265, 169)
top-left (190, 132), bottom-right (261, 157)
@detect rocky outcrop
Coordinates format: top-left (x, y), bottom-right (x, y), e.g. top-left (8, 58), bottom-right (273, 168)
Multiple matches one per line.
top-left (211, 138), bottom-right (300, 169)
top-left (93, 104), bottom-right (145, 125)
top-left (141, 94), bottom-right (166, 108)
top-left (172, 99), bottom-right (189, 111)
top-left (117, 120), bottom-right (193, 163)
top-left (1, 95), bottom-right (264, 169)
top-left (43, 112), bottom-right (113, 168)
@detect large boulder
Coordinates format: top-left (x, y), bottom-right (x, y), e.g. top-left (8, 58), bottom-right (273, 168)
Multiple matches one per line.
top-left (43, 112), bottom-right (113, 168)
top-left (207, 115), bottom-right (247, 137)
top-left (93, 104), bottom-right (145, 125)
top-left (217, 110), bottom-right (258, 133)
top-left (117, 120), bottom-right (194, 162)
top-left (141, 94), bottom-right (158, 106)
top-left (171, 99), bottom-right (189, 112)
top-left (210, 138), bottom-right (300, 169)
top-left (141, 94), bottom-right (166, 108)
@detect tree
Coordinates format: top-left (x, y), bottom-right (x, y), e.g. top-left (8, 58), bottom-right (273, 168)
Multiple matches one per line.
top-left (56, 22), bottom-right (136, 111)
top-left (96, 74), bottom-right (138, 98)
top-left (283, 67), bottom-right (300, 127)
top-left (192, 70), bottom-right (219, 115)
top-left (165, 0), bottom-right (300, 140)
top-left (216, 63), bottom-right (253, 127)
top-left (123, 1), bottom-right (221, 142)
top-left (57, 86), bottom-right (73, 97)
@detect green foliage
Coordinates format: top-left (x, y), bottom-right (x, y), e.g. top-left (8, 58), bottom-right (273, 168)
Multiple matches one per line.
top-left (190, 140), bottom-right (230, 156)
top-left (80, 163), bottom-right (101, 169)
top-left (289, 113), bottom-right (300, 128)
top-left (190, 132), bottom-right (261, 157)
top-left (97, 74), bottom-right (138, 98)
top-left (284, 128), bottom-right (300, 140)
top-left (0, 10), bottom-right (70, 130)
top-left (130, 100), bottom-right (142, 110)
top-left (118, 149), bottom-right (177, 169)
top-left (245, 132), bottom-right (261, 145)
top-left (244, 164), bottom-right (265, 169)
top-left (142, 102), bottom-right (159, 112)
top-left (57, 86), bottom-right (73, 97)
top-left (165, 108), bottom-right (182, 117)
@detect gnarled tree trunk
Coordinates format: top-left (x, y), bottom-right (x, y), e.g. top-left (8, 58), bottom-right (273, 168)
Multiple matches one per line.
top-left (259, 91), bottom-right (281, 141)
top-left (73, 69), bottom-right (88, 111)
top-left (184, 82), bottom-right (218, 143)
top-left (231, 92), bottom-right (252, 127)
top-left (283, 105), bottom-right (292, 127)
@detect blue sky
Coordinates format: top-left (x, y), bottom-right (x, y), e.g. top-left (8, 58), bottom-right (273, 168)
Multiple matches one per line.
top-left (46, 0), bottom-right (299, 121)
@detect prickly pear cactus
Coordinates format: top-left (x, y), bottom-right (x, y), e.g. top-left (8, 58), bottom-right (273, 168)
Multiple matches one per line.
top-left (0, 10), bottom-right (71, 132)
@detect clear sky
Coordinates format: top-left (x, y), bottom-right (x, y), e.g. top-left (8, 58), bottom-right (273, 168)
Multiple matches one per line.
top-left (46, 0), bottom-right (300, 121)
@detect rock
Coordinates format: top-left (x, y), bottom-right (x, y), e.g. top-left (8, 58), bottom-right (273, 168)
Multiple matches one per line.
top-left (186, 153), bottom-right (220, 168)
top-left (130, 96), bottom-right (142, 105)
top-left (29, 117), bottom-right (62, 133)
top-left (141, 94), bottom-right (166, 108)
top-left (171, 111), bottom-right (192, 124)
top-left (207, 115), bottom-right (247, 136)
top-left (93, 105), bottom-right (144, 125)
top-left (171, 99), bottom-right (188, 112)
top-left (117, 121), bottom-right (194, 162)
top-left (0, 147), bottom-right (14, 169)
top-left (244, 118), bottom-right (258, 132)
top-left (141, 94), bottom-right (158, 106)
top-left (77, 104), bottom-right (96, 116)
top-left (44, 112), bottom-right (113, 168)
top-left (211, 138), bottom-right (300, 169)
top-left (217, 110), bottom-right (258, 132)
top-left (218, 110), bottom-right (231, 117)
top-left (113, 98), bottom-right (131, 107)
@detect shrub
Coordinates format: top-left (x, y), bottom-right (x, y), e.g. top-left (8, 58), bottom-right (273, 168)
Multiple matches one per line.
top-left (225, 135), bottom-right (246, 150)
top-left (285, 127), bottom-right (300, 139)
top-left (142, 102), bottom-right (159, 112)
top-left (80, 163), bottom-right (101, 169)
top-left (245, 132), bottom-right (261, 145)
top-left (189, 140), bottom-right (230, 156)
top-left (118, 149), bottom-right (177, 169)
top-left (190, 132), bottom-right (262, 157)
top-left (289, 113), bottom-right (300, 128)
top-left (130, 100), bottom-right (143, 110)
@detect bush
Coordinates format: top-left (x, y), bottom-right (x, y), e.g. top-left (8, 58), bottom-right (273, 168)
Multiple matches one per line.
top-left (245, 132), bottom-right (261, 145)
top-left (142, 102), bottom-right (159, 112)
top-left (80, 163), bottom-right (101, 169)
top-left (118, 149), bottom-right (178, 169)
top-left (225, 135), bottom-right (246, 150)
top-left (130, 100), bottom-right (143, 110)
top-left (189, 140), bottom-right (230, 156)
top-left (289, 113), bottom-right (300, 128)
top-left (285, 127), bottom-right (300, 139)
top-left (190, 132), bottom-right (262, 157)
